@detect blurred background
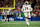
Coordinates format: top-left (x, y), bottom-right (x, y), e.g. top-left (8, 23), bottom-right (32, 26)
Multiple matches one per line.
top-left (0, 0), bottom-right (13, 7)
top-left (0, 0), bottom-right (40, 21)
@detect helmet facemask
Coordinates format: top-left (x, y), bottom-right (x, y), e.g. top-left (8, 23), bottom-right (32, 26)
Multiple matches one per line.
top-left (25, 1), bottom-right (29, 5)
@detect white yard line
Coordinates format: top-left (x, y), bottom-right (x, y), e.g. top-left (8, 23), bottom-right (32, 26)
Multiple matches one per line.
top-left (2, 22), bottom-right (40, 24)
top-left (3, 23), bottom-right (21, 24)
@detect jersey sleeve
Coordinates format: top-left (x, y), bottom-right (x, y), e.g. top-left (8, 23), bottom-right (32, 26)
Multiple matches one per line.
top-left (29, 5), bottom-right (33, 11)
top-left (21, 5), bottom-right (25, 11)
top-left (30, 7), bottom-right (33, 11)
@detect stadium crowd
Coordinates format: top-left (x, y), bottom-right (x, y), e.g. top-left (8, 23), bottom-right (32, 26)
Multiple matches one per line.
top-left (0, 0), bottom-right (40, 18)
top-left (0, 0), bottom-right (13, 7)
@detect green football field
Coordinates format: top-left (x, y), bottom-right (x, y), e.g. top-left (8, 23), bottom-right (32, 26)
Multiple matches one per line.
top-left (0, 21), bottom-right (40, 27)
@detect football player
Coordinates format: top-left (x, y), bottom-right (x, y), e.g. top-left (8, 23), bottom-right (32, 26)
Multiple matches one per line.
top-left (21, 1), bottom-right (33, 26)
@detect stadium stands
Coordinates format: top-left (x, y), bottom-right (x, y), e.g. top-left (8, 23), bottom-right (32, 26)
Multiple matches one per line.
top-left (0, 0), bottom-right (40, 21)
top-left (0, 0), bottom-right (13, 7)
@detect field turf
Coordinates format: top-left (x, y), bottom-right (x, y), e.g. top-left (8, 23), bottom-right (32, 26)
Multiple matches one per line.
top-left (0, 21), bottom-right (40, 27)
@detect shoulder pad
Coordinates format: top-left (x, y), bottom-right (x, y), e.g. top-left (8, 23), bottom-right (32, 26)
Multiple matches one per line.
top-left (28, 5), bottom-right (31, 7)
top-left (23, 5), bottom-right (25, 7)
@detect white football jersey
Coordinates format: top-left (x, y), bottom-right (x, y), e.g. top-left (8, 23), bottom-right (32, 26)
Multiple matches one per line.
top-left (21, 5), bottom-right (32, 13)
top-left (5, 11), bottom-right (10, 15)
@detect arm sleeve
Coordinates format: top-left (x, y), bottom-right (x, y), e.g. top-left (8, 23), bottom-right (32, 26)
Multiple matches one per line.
top-left (31, 7), bottom-right (33, 11)
top-left (21, 5), bottom-right (24, 11)
top-left (29, 6), bottom-right (33, 12)
top-left (29, 5), bottom-right (33, 12)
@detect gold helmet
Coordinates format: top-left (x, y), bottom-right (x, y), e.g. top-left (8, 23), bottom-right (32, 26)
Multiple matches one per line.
top-left (25, 1), bottom-right (29, 5)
